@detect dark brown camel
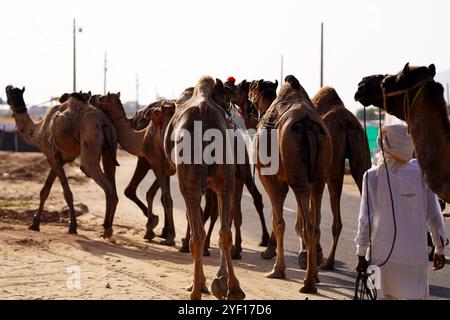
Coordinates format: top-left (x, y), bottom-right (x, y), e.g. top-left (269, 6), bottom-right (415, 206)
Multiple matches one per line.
top-left (164, 76), bottom-right (245, 300)
top-left (251, 75), bottom-right (332, 293)
top-left (355, 63), bottom-right (450, 203)
top-left (310, 87), bottom-right (371, 270)
top-left (5, 86), bottom-right (119, 237)
top-left (97, 93), bottom-right (176, 245)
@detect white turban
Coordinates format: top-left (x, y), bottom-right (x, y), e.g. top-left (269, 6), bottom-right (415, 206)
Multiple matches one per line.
top-left (377, 124), bottom-right (414, 170)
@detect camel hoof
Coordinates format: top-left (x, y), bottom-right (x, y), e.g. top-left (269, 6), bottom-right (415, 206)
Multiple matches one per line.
top-left (261, 246), bottom-right (277, 260)
top-left (186, 283), bottom-right (209, 294)
top-left (203, 248), bottom-right (211, 257)
top-left (159, 227), bottom-right (168, 240)
top-left (160, 238), bottom-right (175, 246)
top-left (259, 234), bottom-right (270, 247)
top-left (102, 227), bottom-right (113, 239)
top-left (211, 277), bottom-right (228, 300)
top-left (68, 224), bottom-right (78, 235)
top-left (143, 230), bottom-right (156, 241)
top-left (146, 215), bottom-right (159, 232)
top-left (189, 292), bottom-right (202, 300)
top-left (179, 245), bottom-right (190, 253)
top-left (227, 288), bottom-right (246, 300)
top-left (300, 285), bottom-right (318, 294)
top-left (320, 260), bottom-right (335, 271)
top-left (28, 224), bottom-right (40, 232)
top-left (298, 250), bottom-right (324, 270)
top-left (231, 246), bottom-right (242, 260)
top-left (266, 269), bottom-right (286, 279)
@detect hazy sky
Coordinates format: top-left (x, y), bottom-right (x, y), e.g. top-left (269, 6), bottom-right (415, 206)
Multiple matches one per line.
top-left (1, 0), bottom-right (449, 112)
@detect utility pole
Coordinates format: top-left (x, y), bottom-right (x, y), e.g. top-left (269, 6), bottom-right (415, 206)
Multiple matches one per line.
top-left (320, 22), bottom-right (324, 88)
top-left (136, 74), bottom-right (140, 111)
top-left (73, 19), bottom-right (83, 92)
top-left (280, 55), bottom-right (284, 86)
top-left (103, 51), bottom-right (107, 95)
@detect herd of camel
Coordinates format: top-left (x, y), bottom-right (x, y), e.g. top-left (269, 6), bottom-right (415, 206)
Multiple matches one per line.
top-left (4, 62), bottom-right (450, 300)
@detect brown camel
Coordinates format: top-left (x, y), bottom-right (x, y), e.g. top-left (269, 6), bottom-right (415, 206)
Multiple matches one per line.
top-left (96, 93), bottom-right (176, 245)
top-left (164, 76), bottom-right (245, 300)
top-left (5, 86), bottom-right (119, 237)
top-left (250, 75), bottom-right (332, 293)
top-left (355, 63), bottom-right (450, 203)
top-left (310, 87), bottom-right (371, 270)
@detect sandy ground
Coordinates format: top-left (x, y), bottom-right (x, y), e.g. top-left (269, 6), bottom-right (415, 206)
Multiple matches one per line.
top-left (0, 150), bottom-right (356, 300)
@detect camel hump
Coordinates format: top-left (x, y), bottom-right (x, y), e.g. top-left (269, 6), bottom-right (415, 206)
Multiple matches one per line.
top-left (193, 76), bottom-right (215, 97)
top-left (312, 86), bottom-right (343, 110)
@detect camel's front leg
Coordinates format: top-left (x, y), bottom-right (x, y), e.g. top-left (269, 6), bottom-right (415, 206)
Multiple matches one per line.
top-left (30, 169), bottom-right (57, 232)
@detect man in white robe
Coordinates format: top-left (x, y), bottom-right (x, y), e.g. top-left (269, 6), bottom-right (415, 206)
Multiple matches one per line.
top-left (355, 124), bottom-right (448, 300)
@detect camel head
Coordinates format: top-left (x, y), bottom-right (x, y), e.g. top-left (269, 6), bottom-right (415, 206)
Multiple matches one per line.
top-left (5, 86), bottom-right (27, 114)
top-left (148, 101), bottom-right (176, 131)
top-left (59, 91), bottom-right (92, 104)
top-left (234, 80), bottom-right (258, 128)
top-left (176, 87), bottom-right (194, 106)
top-left (248, 79), bottom-right (278, 118)
top-left (354, 74), bottom-right (386, 108)
top-left (88, 94), bottom-right (102, 108)
top-left (382, 63), bottom-right (436, 94)
top-left (98, 92), bottom-right (125, 120)
top-left (212, 78), bottom-right (234, 112)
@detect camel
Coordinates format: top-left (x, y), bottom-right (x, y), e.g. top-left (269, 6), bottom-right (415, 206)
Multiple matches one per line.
top-left (164, 76), bottom-right (245, 300)
top-left (96, 93), bottom-right (176, 245)
top-left (355, 63), bottom-right (450, 203)
top-left (310, 87), bottom-right (371, 270)
top-left (250, 75), bottom-right (332, 293)
top-left (5, 86), bottom-right (119, 237)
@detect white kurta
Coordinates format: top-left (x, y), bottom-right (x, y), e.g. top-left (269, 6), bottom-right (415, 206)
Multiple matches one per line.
top-left (355, 160), bottom-right (448, 300)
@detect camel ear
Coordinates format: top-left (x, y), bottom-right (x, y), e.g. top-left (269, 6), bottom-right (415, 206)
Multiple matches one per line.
top-left (428, 64), bottom-right (436, 77)
top-left (117, 92), bottom-right (121, 98)
top-left (274, 80), bottom-right (279, 89)
top-left (258, 80), bottom-right (264, 91)
top-left (21, 87), bottom-right (25, 93)
top-left (403, 62), bottom-right (410, 76)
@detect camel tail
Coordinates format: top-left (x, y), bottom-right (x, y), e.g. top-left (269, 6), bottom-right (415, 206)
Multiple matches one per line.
top-left (346, 123), bottom-right (371, 192)
top-left (293, 116), bottom-right (324, 183)
top-left (102, 125), bottom-right (120, 167)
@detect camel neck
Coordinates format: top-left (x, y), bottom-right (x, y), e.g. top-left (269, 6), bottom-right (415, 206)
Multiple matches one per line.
top-left (13, 112), bottom-right (40, 147)
top-left (111, 116), bottom-right (145, 157)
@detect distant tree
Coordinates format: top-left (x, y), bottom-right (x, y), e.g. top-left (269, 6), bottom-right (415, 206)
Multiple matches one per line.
top-left (355, 107), bottom-right (384, 121)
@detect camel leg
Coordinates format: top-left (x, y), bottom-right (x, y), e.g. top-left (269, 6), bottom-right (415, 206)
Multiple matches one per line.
top-left (157, 172), bottom-right (175, 246)
top-left (321, 176), bottom-right (343, 271)
top-left (180, 213), bottom-right (191, 253)
top-left (263, 178), bottom-right (289, 279)
top-left (204, 189), bottom-right (218, 251)
top-left (261, 232), bottom-right (277, 259)
top-left (29, 169), bottom-right (57, 232)
top-left (244, 164), bottom-right (270, 246)
top-left (144, 180), bottom-right (160, 241)
top-left (124, 157), bottom-right (151, 217)
top-left (48, 159), bottom-right (77, 234)
top-left (231, 179), bottom-right (244, 260)
top-left (101, 150), bottom-right (119, 239)
top-left (211, 190), bottom-right (245, 300)
top-left (184, 190), bottom-right (207, 300)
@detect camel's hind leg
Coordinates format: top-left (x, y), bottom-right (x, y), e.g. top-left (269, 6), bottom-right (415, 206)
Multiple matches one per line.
top-left (321, 175), bottom-right (344, 271)
top-left (261, 177), bottom-right (289, 279)
top-left (100, 149), bottom-right (119, 239)
top-left (244, 164), bottom-right (270, 246)
top-left (124, 157), bottom-right (151, 217)
top-left (211, 189), bottom-right (245, 300)
top-left (144, 180), bottom-right (160, 241)
top-left (29, 169), bottom-right (57, 232)
top-left (231, 179), bottom-right (244, 260)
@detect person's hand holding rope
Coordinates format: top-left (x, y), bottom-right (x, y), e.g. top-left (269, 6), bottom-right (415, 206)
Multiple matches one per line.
top-left (433, 253), bottom-right (446, 271)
